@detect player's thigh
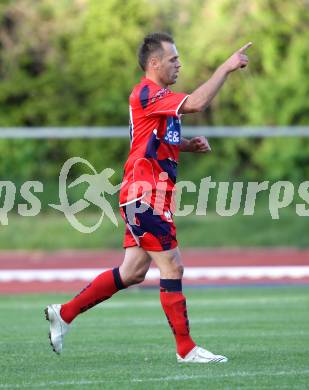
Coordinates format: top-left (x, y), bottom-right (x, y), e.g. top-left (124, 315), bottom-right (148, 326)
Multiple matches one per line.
top-left (147, 247), bottom-right (184, 279)
top-left (119, 246), bottom-right (152, 285)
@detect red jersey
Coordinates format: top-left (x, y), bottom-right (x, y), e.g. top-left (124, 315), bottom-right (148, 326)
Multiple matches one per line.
top-left (119, 77), bottom-right (188, 205)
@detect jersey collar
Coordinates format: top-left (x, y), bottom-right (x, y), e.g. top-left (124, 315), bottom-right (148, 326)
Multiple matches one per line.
top-left (141, 76), bottom-right (169, 90)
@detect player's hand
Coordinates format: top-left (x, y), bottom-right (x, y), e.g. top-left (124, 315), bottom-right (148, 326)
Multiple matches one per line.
top-left (223, 42), bottom-right (252, 73)
top-left (189, 136), bottom-right (211, 153)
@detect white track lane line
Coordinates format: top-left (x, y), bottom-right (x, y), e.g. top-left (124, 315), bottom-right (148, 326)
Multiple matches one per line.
top-left (1, 266), bottom-right (309, 282)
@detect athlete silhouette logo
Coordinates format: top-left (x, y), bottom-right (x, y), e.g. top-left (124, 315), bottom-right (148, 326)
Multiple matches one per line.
top-left (50, 157), bottom-right (122, 233)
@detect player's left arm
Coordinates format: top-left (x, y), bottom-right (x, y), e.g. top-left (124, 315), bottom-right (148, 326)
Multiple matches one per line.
top-left (180, 136), bottom-right (211, 153)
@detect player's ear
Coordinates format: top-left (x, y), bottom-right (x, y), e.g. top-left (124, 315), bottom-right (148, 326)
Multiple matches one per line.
top-left (149, 56), bottom-right (160, 70)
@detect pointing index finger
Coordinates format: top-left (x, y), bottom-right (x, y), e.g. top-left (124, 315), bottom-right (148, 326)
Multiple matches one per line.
top-left (238, 42), bottom-right (253, 53)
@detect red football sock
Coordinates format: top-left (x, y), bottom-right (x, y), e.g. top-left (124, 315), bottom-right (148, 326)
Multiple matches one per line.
top-left (160, 281), bottom-right (196, 358)
top-left (60, 268), bottom-right (125, 324)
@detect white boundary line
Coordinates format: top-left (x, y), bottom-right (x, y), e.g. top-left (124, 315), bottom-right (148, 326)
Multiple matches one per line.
top-left (1, 266), bottom-right (309, 282)
top-left (1, 369), bottom-right (309, 388)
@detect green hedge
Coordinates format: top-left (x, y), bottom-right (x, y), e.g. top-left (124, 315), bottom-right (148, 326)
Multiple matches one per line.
top-left (0, 0), bottom-right (308, 183)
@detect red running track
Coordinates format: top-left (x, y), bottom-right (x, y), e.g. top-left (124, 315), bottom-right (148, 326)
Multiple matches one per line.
top-left (0, 248), bottom-right (309, 293)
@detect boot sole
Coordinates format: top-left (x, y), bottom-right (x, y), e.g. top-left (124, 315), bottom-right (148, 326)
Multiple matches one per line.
top-left (44, 306), bottom-right (59, 355)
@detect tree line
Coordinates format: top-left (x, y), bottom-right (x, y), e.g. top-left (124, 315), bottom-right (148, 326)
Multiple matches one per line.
top-left (0, 0), bottom-right (308, 182)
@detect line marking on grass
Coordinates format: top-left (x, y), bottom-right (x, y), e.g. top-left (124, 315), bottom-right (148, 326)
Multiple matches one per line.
top-left (1, 369), bottom-right (309, 388)
top-left (131, 369), bottom-right (309, 382)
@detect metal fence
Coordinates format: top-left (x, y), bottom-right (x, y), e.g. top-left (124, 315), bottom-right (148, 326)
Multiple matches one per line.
top-left (0, 126), bottom-right (309, 139)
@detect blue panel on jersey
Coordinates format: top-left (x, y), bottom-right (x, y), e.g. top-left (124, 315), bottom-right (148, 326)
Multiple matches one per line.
top-left (158, 159), bottom-right (177, 183)
top-left (164, 116), bottom-right (181, 145)
top-left (139, 85), bottom-right (149, 109)
top-left (145, 131), bottom-right (160, 159)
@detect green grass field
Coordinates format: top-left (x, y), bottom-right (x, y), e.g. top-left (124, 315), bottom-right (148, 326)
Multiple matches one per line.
top-left (1, 286), bottom-right (309, 389)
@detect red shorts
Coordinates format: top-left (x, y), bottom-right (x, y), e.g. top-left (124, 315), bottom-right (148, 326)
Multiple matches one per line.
top-left (120, 191), bottom-right (177, 251)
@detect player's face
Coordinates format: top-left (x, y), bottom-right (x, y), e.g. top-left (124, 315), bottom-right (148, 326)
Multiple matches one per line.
top-left (157, 42), bottom-right (181, 86)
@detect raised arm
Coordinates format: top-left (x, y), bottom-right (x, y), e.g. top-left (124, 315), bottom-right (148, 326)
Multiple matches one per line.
top-left (179, 42), bottom-right (252, 114)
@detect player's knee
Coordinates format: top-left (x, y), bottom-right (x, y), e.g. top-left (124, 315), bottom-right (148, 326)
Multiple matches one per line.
top-left (170, 252), bottom-right (184, 278)
top-left (126, 269), bottom-right (147, 285)
top-left (121, 261), bottom-right (148, 285)
top-left (160, 262), bottom-right (184, 279)
top-left (171, 263), bottom-right (183, 278)
top-left (134, 269), bottom-right (147, 284)
top-left (177, 264), bottom-right (184, 278)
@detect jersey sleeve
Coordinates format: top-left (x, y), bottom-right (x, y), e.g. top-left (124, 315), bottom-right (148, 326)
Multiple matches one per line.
top-left (138, 84), bottom-right (188, 117)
